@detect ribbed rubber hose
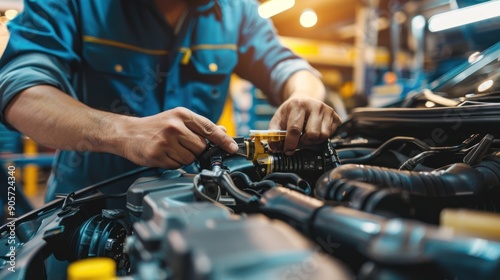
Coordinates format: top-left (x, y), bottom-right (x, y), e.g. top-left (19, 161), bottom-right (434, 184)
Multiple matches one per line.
top-left (315, 153), bottom-right (500, 200)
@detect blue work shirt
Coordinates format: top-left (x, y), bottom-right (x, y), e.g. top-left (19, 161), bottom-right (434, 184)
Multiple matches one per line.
top-left (0, 0), bottom-right (316, 201)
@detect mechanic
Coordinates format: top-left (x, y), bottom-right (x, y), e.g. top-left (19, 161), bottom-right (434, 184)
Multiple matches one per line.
top-left (0, 0), bottom-right (340, 202)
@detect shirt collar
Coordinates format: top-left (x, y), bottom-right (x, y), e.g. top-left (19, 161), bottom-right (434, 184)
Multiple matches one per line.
top-left (143, 0), bottom-right (223, 20)
top-left (189, 0), bottom-right (222, 20)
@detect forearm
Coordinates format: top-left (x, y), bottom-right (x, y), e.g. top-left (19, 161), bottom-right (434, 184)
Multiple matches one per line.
top-left (281, 70), bottom-right (326, 102)
top-left (4, 85), bottom-right (129, 155)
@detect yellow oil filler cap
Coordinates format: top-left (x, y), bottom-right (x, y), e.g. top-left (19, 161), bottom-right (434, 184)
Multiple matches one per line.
top-left (441, 209), bottom-right (500, 241)
top-left (68, 258), bottom-right (116, 280)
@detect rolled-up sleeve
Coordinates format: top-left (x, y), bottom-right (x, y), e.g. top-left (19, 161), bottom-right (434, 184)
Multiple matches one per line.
top-left (0, 0), bottom-right (80, 127)
top-left (233, 0), bottom-right (319, 105)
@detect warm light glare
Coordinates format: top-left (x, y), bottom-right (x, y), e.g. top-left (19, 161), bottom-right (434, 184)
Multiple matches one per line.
top-left (4, 10), bottom-right (18, 20)
top-left (394, 11), bottom-right (407, 24)
top-left (300, 9), bottom-right (317, 28)
top-left (337, 17), bottom-right (389, 39)
top-left (478, 79), bottom-right (494, 92)
top-left (428, 1), bottom-right (500, 32)
top-left (425, 101), bottom-right (436, 108)
top-left (258, 0), bottom-right (295, 19)
top-left (468, 51), bottom-right (483, 64)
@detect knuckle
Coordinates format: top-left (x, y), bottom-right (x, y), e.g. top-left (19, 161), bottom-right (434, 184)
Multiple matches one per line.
top-left (163, 120), bottom-right (182, 134)
top-left (172, 106), bottom-right (190, 117)
top-left (142, 145), bottom-right (156, 158)
top-left (289, 98), bottom-right (304, 107)
top-left (307, 131), bottom-right (321, 140)
top-left (162, 122), bottom-right (174, 132)
top-left (184, 153), bottom-right (196, 164)
top-left (320, 131), bottom-right (331, 139)
top-left (193, 144), bottom-right (207, 155)
top-left (145, 148), bottom-right (162, 163)
top-left (288, 124), bottom-right (303, 135)
top-left (200, 120), bottom-right (216, 136)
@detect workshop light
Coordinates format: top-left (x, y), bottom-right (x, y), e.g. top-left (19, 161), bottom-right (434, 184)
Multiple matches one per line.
top-left (411, 15), bottom-right (426, 30)
top-left (4, 9), bottom-right (18, 20)
top-left (428, 1), bottom-right (500, 32)
top-left (300, 9), bottom-right (317, 28)
top-left (258, 0), bottom-right (295, 19)
top-left (477, 79), bottom-right (494, 92)
top-left (468, 51), bottom-right (483, 64)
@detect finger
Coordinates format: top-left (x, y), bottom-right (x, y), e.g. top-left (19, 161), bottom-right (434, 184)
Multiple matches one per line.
top-left (321, 110), bottom-right (340, 140)
top-left (178, 133), bottom-right (207, 155)
top-left (184, 110), bottom-right (238, 153)
top-left (331, 111), bottom-right (342, 131)
top-left (159, 155), bottom-right (184, 169)
top-left (269, 110), bottom-right (286, 130)
top-left (320, 113), bottom-right (334, 142)
top-left (284, 107), bottom-right (306, 155)
top-left (144, 143), bottom-right (184, 169)
top-left (167, 142), bottom-right (197, 165)
top-left (268, 111), bottom-right (286, 152)
top-left (301, 111), bottom-right (323, 146)
top-left (217, 125), bottom-right (227, 133)
top-left (268, 140), bottom-right (283, 153)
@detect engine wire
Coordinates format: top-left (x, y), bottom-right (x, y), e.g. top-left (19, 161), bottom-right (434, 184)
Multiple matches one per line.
top-left (341, 134), bottom-right (479, 165)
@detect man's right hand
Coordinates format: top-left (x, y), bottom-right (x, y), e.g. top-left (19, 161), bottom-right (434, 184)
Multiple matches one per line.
top-left (120, 107), bottom-right (238, 169)
top-left (6, 86), bottom-right (236, 170)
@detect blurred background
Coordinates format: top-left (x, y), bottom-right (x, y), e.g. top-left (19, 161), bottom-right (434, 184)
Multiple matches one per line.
top-left (2, 0), bottom-right (500, 207)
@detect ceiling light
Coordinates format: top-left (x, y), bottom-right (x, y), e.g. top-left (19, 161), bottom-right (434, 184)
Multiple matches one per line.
top-left (468, 51), bottom-right (483, 64)
top-left (411, 15), bottom-right (426, 30)
top-left (428, 1), bottom-right (500, 32)
top-left (300, 9), bottom-right (317, 28)
top-left (258, 0), bottom-right (295, 19)
top-left (477, 79), bottom-right (493, 92)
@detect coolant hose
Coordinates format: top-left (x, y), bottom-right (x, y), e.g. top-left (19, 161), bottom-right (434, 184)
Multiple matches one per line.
top-left (315, 153), bottom-right (500, 200)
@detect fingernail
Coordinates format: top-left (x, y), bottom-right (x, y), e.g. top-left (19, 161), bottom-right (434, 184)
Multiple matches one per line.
top-left (230, 142), bottom-right (238, 153)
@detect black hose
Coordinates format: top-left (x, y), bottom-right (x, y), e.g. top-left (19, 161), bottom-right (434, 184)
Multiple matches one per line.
top-left (217, 172), bottom-right (260, 205)
top-left (231, 171), bottom-right (276, 191)
top-left (263, 172), bottom-right (311, 194)
top-left (315, 153), bottom-right (500, 200)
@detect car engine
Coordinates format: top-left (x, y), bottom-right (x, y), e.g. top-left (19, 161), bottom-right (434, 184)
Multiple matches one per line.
top-left (1, 113), bottom-right (500, 280)
top-left (4, 43), bottom-right (500, 279)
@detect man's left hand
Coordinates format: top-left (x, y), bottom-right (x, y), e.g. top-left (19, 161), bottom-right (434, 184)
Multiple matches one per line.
top-left (269, 95), bottom-right (340, 155)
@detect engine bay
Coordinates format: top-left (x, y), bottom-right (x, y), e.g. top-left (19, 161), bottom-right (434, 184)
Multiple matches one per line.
top-left (5, 44), bottom-right (500, 276)
top-left (1, 119), bottom-right (500, 279)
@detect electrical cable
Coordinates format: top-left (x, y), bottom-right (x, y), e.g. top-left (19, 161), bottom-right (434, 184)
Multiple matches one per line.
top-left (340, 136), bottom-right (431, 164)
top-left (341, 134), bottom-right (478, 165)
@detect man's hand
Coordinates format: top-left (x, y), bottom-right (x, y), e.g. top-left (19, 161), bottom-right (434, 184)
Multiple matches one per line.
top-left (121, 107), bottom-right (238, 169)
top-left (6, 86), bottom-right (237, 170)
top-left (269, 96), bottom-right (340, 155)
top-left (267, 70), bottom-right (341, 155)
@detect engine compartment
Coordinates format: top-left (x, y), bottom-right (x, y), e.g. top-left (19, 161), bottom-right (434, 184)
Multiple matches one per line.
top-left (1, 120), bottom-right (500, 279)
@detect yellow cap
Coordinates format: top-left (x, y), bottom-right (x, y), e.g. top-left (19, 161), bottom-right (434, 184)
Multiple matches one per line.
top-left (249, 130), bottom-right (287, 142)
top-left (68, 258), bottom-right (116, 280)
top-left (441, 209), bottom-right (500, 241)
